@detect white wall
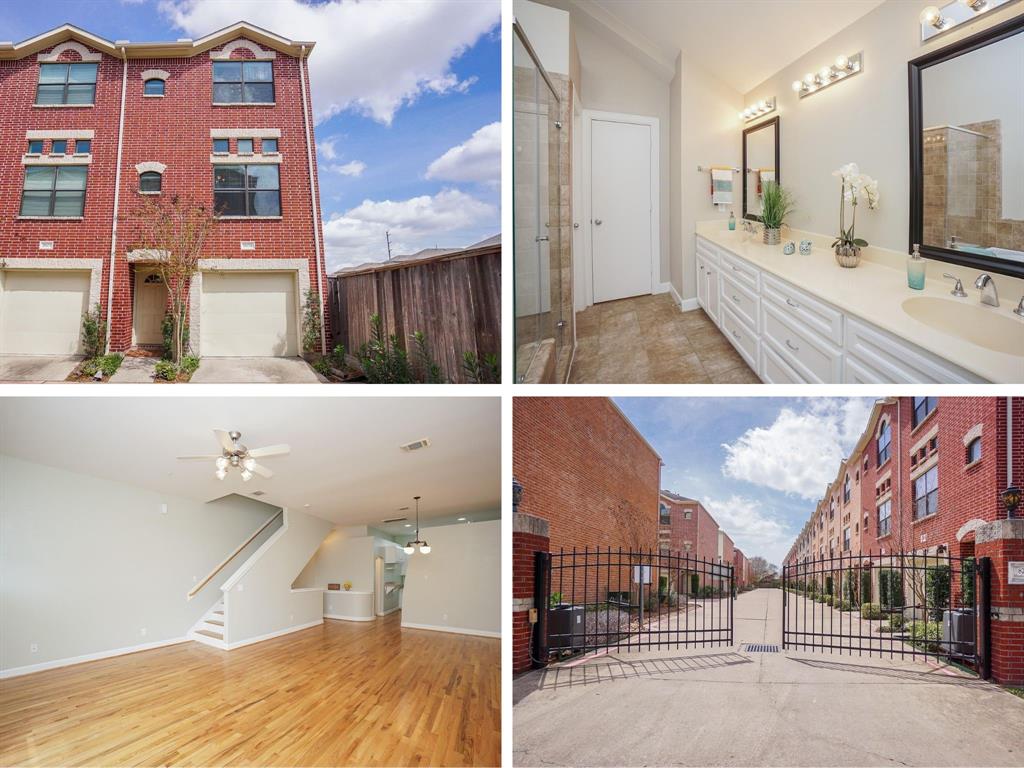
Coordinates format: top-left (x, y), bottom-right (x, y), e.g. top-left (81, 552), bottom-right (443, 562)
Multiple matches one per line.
top-left (0, 454), bottom-right (278, 674)
top-left (401, 519), bottom-right (500, 637)
top-left (294, 529), bottom-right (375, 592)
top-left (515, 0), bottom-right (571, 75)
top-left (223, 508), bottom-right (333, 647)
top-left (743, 0), bottom-right (1024, 252)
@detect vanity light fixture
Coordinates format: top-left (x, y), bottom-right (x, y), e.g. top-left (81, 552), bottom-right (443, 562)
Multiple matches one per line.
top-left (792, 52), bottom-right (863, 99)
top-left (920, 0), bottom-right (1019, 41)
top-left (739, 97), bottom-right (776, 122)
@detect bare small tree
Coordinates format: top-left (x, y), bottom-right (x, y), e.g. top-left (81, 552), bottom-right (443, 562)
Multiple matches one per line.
top-left (749, 556), bottom-right (779, 585)
top-left (125, 195), bottom-right (218, 363)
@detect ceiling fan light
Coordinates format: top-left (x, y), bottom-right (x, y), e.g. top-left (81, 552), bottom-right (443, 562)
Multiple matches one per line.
top-left (216, 457), bottom-right (228, 470)
top-left (242, 457), bottom-right (255, 471)
top-left (419, 544), bottom-right (431, 554)
top-left (240, 469), bottom-right (253, 482)
top-left (215, 468), bottom-right (227, 480)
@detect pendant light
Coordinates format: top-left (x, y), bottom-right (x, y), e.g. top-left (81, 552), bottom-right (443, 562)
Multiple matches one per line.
top-left (403, 496), bottom-right (430, 554)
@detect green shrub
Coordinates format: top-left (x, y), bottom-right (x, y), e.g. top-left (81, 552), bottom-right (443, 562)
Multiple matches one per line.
top-left (962, 557), bottom-right (975, 606)
top-left (907, 620), bottom-right (941, 650)
top-left (690, 573), bottom-right (700, 595)
top-left (154, 360), bottom-right (177, 381)
top-left (331, 344), bottom-right (347, 370)
top-left (837, 600), bottom-right (853, 611)
top-left (411, 331), bottom-right (443, 383)
top-left (884, 614), bottom-right (905, 632)
top-left (99, 354), bottom-right (123, 377)
top-left (861, 602), bottom-right (882, 620)
top-left (301, 290), bottom-right (322, 356)
top-left (825, 575), bottom-right (834, 596)
top-left (926, 565), bottom-right (951, 621)
top-left (463, 350), bottom-right (500, 384)
top-left (80, 358), bottom-right (100, 377)
top-left (698, 585), bottom-right (715, 599)
top-left (860, 570), bottom-right (872, 604)
top-left (312, 356), bottom-right (332, 377)
top-left (358, 314), bottom-right (413, 383)
top-left (879, 569), bottom-right (904, 609)
top-left (179, 355), bottom-right (200, 376)
top-left (81, 304), bottom-right (106, 359)
top-left (161, 312), bottom-right (189, 361)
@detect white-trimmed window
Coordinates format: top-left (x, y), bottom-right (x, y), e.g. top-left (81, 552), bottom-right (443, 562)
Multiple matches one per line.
top-left (212, 61), bottom-right (274, 104)
top-left (966, 436), bottom-right (982, 465)
top-left (843, 474), bottom-right (851, 504)
top-left (262, 138), bottom-right (278, 153)
top-left (213, 164), bottom-right (280, 217)
top-left (659, 503), bottom-right (671, 525)
top-left (877, 500), bottom-right (891, 537)
top-left (139, 172), bottom-right (162, 194)
top-left (20, 165), bottom-right (87, 217)
top-left (144, 79), bottom-right (165, 97)
top-left (37, 62), bottom-right (98, 105)
top-left (877, 420), bottom-right (892, 465)
top-left (913, 466), bottom-right (938, 519)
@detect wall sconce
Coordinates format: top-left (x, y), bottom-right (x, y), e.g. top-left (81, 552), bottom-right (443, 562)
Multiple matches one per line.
top-left (791, 52), bottom-right (863, 99)
top-left (920, 0), bottom-right (1020, 42)
top-left (739, 97), bottom-right (776, 122)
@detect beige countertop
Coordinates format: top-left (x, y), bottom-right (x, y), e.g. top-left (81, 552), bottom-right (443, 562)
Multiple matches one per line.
top-left (696, 221), bottom-right (1024, 383)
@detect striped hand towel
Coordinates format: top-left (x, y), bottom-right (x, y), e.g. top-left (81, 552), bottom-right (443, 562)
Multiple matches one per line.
top-left (711, 169), bottom-right (733, 207)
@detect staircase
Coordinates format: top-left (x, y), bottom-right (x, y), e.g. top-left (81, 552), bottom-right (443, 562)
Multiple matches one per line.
top-left (189, 599), bottom-right (228, 649)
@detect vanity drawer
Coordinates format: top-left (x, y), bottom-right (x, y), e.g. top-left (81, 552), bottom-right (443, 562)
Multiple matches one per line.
top-left (760, 339), bottom-right (805, 384)
top-left (719, 249), bottom-right (760, 293)
top-left (696, 236), bottom-right (720, 265)
top-left (762, 273), bottom-right (843, 346)
top-left (720, 303), bottom-right (759, 371)
top-left (720, 271), bottom-right (759, 332)
top-left (762, 300), bottom-right (843, 383)
top-left (844, 317), bottom-right (986, 383)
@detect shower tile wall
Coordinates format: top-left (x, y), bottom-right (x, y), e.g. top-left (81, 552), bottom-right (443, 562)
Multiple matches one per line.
top-left (550, 72), bottom-right (575, 385)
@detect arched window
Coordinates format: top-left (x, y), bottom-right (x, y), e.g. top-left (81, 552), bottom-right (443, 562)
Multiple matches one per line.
top-left (143, 273), bottom-right (163, 284)
top-left (139, 172), bottom-right (162, 193)
top-left (144, 78), bottom-right (165, 96)
top-left (877, 420), bottom-right (892, 465)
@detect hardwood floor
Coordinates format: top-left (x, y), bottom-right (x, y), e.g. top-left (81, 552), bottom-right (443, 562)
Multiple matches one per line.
top-left (0, 613), bottom-right (500, 767)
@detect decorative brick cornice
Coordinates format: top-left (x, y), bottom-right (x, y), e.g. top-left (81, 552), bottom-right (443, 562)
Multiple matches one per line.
top-left (209, 38), bottom-right (276, 60)
top-left (37, 41), bottom-right (101, 62)
top-left (209, 153), bottom-right (281, 165)
top-left (140, 69), bottom-right (169, 81)
top-left (134, 161), bottom-right (166, 175)
top-left (976, 518), bottom-right (1024, 544)
top-left (26, 129), bottom-right (95, 140)
top-left (210, 128), bottom-right (281, 139)
top-left (514, 513), bottom-right (549, 538)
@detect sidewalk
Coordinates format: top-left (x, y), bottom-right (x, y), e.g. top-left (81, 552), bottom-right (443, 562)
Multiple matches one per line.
top-left (513, 589), bottom-right (1024, 767)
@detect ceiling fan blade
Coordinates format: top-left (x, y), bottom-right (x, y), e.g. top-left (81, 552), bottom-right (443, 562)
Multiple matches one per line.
top-left (249, 462), bottom-right (273, 478)
top-left (177, 455), bottom-right (221, 461)
top-left (248, 444), bottom-right (290, 459)
top-left (214, 429), bottom-right (236, 453)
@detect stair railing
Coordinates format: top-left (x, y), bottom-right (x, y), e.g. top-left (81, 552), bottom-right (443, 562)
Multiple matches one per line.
top-left (187, 509), bottom-right (284, 600)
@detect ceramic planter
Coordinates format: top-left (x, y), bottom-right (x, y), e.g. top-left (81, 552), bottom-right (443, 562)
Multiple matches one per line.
top-left (834, 243), bottom-right (861, 268)
top-left (763, 227), bottom-right (781, 245)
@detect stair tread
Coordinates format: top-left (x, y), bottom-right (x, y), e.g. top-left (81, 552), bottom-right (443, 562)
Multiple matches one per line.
top-left (195, 629), bottom-right (223, 639)
top-left (205, 619), bottom-right (224, 626)
top-left (213, 610), bottom-right (224, 615)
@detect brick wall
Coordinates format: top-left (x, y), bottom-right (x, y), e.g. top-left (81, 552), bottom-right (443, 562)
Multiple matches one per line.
top-left (512, 511), bottom-right (550, 675)
top-left (976, 519), bottom-right (1024, 685)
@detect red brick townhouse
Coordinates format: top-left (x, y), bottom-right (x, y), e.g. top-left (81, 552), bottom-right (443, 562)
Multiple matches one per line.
top-left (732, 548), bottom-right (749, 589)
top-left (785, 397), bottom-right (1024, 565)
top-left (0, 23), bottom-right (328, 357)
top-left (658, 492), bottom-right (720, 564)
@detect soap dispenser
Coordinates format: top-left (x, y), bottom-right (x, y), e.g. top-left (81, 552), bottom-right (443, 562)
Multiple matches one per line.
top-left (728, 211), bottom-right (736, 231)
top-left (907, 243), bottom-right (926, 290)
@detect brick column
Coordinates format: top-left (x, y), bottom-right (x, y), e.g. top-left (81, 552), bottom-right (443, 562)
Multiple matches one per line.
top-left (976, 518), bottom-right (1024, 685)
top-left (513, 511), bottom-right (550, 675)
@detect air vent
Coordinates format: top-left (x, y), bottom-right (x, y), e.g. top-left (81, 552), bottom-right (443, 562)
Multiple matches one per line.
top-left (382, 516), bottom-right (407, 524)
top-left (400, 438), bottom-right (431, 452)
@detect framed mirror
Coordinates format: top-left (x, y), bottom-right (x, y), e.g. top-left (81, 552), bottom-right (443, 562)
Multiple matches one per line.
top-left (910, 14), bottom-right (1024, 278)
top-left (742, 116), bottom-right (780, 221)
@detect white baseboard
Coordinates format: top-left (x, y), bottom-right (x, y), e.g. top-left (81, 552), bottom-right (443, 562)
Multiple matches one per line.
top-left (376, 605), bottom-right (401, 617)
top-left (679, 297), bottom-right (699, 312)
top-left (0, 636), bottom-right (188, 679)
top-left (224, 618), bottom-right (323, 650)
top-left (655, 282), bottom-right (672, 295)
top-left (400, 621), bottom-right (500, 638)
top-left (325, 613), bottom-right (375, 622)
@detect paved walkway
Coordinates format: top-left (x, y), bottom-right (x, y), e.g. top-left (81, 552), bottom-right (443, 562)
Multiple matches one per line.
top-left (0, 355), bottom-right (80, 383)
top-left (188, 357), bottom-right (322, 383)
top-left (514, 589), bottom-right (1024, 767)
top-left (109, 356), bottom-right (158, 383)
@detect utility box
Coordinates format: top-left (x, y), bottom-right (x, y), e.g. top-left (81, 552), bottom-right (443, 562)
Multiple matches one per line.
top-left (942, 609), bottom-right (975, 659)
top-left (548, 604), bottom-right (585, 650)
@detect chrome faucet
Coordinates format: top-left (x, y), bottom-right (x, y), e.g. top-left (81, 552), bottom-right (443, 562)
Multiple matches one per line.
top-left (974, 273), bottom-right (999, 307)
top-left (942, 273), bottom-right (967, 297)
top-left (1014, 296), bottom-right (1024, 319)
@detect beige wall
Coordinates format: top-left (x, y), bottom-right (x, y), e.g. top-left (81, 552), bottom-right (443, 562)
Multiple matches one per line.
top-left (294, 529), bottom-right (375, 592)
top-left (743, 0), bottom-right (1024, 253)
top-left (0, 454), bottom-right (278, 674)
top-left (401, 519), bottom-right (500, 637)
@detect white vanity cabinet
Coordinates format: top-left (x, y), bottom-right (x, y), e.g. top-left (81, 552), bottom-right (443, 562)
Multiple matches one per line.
top-left (693, 234), bottom-right (989, 384)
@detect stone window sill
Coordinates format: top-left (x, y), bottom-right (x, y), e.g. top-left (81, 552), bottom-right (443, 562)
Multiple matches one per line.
top-left (216, 216), bottom-right (283, 220)
top-left (909, 407), bottom-right (938, 437)
top-left (964, 458), bottom-right (982, 471)
top-left (912, 512), bottom-right (938, 525)
top-left (212, 102), bottom-right (276, 107)
top-left (142, 95), bottom-right (165, 99)
top-left (138, 191), bottom-right (161, 195)
top-left (33, 104), bottom-right (94, 108)
top-left (16, 216), bottom-right (84, 221)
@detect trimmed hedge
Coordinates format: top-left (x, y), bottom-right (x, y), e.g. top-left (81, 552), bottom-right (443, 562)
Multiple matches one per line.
top-left (861, 602), bottom-right (882, 620)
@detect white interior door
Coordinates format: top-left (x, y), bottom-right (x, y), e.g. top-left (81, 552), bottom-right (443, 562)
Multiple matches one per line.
top-left (591, 119), bottom-right (652, 303)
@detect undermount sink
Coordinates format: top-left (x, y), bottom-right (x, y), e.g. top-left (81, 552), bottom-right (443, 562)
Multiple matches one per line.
top-left (901, 296), bottom-right (1024, 356)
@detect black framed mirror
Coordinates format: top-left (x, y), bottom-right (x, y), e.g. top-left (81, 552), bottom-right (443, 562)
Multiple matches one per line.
top-left (909, 13), bottom-right (1024, 279)
top-left (742, 116), bottom-right (780, 221)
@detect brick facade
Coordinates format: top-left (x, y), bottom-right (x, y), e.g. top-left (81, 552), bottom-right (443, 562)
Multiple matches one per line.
top-left (659, 492), bottom-right (720, 564)
top-left (0, 25), bottom-right (328, 356)
top-left (512, 511), bottom-right (550, 675)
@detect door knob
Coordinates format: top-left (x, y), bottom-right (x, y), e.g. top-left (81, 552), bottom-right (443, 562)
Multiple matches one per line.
top-left (573, 223), bottom-right (580, 229)
top-left (594, 219), bottom-right (602, 225)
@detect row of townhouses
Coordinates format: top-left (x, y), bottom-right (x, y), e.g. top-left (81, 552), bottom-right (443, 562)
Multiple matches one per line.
top-left (660, 491), bottom-right (750, 590)
top-left (784, 397), bottom-right (1024, 568)
top-left (0, 23), bottom-right (328, 358)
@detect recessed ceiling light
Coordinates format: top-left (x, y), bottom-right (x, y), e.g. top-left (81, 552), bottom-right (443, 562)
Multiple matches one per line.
top-left (405, 523), bottom-right (412, 527)
top-left (304, 504), bottom-right (310, 508)
top-left (457, 517), bottom-right (467, 521)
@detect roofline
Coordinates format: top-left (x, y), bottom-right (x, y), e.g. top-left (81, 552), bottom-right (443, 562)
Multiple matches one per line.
top-left (330, 241), bottom-right (500, 278)
top-left (0, 22), bottom-right (315, 61)
top-left (608, 399), bottom-right (663, 464)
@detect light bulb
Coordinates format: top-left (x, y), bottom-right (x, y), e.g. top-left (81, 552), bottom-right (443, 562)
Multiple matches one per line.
top-left (791, 80), bottom-right (803, 92)
top-left (242, 457), bottom-right (255, 471)
top-left (804, 73), bottom-right (816, 86)
top-left (403, 545), bottom-right (415, 555)
top-left (757, 100), bottom-right (766, 111)
top-left (216, 457), bottom-right (228, 470)
top-left (959, 0), bottom-right (985, 10)
top-left (240, 469), bottom-right (253, 482)
top-left (215, 468), bottom-right (227, 480)
top-left (920, 6), bottom-right (942, 26)
top-left (419, 545), bottom-right (431, 554)
top-left (835, 54), bottom-right (849, 70)
top-left (819, 66), bottom-right (833, 81)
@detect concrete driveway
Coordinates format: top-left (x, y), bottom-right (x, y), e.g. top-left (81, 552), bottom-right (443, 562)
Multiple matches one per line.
top-left (0, 355), bottom-right (81, 383)
top-left (189, 357), bottom-right (322, 384)
top-left (514, 589), bottom-right (1024, 767)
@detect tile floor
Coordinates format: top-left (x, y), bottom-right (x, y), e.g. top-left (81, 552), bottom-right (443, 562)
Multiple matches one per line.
top-left (568, 293), bottom-right (760, 384)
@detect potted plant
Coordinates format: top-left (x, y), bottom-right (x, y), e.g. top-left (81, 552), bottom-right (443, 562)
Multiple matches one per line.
top-left (831, 162), bottom-right (879, 268)
top-left (760, 180), bottom-right (794, 245)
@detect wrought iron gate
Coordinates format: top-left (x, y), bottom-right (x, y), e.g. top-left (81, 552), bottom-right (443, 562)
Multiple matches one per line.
top-left (534, 548), bottom-right (733, 662)
top-left (782, 550), bottom-right (991, 677)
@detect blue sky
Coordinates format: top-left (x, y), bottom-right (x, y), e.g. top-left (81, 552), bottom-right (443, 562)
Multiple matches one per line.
top-left (615, 397), bottom-right (876, 566)
top-left (6, 0), bottom-right (501, 271)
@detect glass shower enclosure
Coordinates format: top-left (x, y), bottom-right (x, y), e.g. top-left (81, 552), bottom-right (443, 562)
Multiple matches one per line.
top-left (513, 22), bottom-right (565, 383)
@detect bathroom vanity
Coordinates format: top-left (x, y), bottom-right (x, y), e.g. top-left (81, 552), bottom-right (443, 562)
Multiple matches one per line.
top-left (694, 223), bottom-right (1024, 383)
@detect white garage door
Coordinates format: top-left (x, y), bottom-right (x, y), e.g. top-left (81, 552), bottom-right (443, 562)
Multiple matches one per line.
top-left (200, 272), bottom-right (297, 357)
top-left (0, 270), bottom-right (90, 355)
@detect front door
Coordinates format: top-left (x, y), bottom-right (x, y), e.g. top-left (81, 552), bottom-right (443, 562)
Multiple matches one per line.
top-left (133, 271), bottom-right (166, 346)
top-left (591, 118), bottom-right (653, 304)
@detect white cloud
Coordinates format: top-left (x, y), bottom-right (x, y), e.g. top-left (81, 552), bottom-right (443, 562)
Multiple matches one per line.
top-left (702, 494), bottom-right (793, 565)
top-left (159, 0), bottom-right (499, 124)
top-left (328, 160), bottom-right (366, 177)
top-left (318, 136), bottom-right (342, 161)
top-left (425, 121), bottom-right (500, 185)
top-left (720, 399), bottom-right (875, 501)
top-left (323, 188), bottom-right (496, 271)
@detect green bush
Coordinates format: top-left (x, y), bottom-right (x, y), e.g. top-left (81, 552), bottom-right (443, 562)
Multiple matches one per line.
top-left (81, 304), bottom-right (106, 359)
top-left (179, 355), bottom-right (200, 377)
top-left (99, 354), bottom-right (123, 377)
top-left (161, 312), bottom-right (189, 361)
top-left (825, 575), bottom-right (834, 596)
top-left (884, 614), bottom-right (905, 633)
top-left (462, 350), bottom-right (500, 384)
top-left (837, 600), bottom-right (853, 611)
top-left (154, 360), bottom-right (177, 381)
top-left (690, 573), bottom-right (700, 595)
top-left (861, 602), bottom-right (882, 620)
top-left (962, 557), bottom-right (975, 606)
top-left (860, 570), bottom-right (872, 604)
top-left (301, 290), bottom-right (322, 356)
top-left (331, 344), bottom-right (347, 370)
top-left (411, 331), bottom-right (443, 383)
top-left (698, 585), bottom-right (715, 599)
top-left (879, 569), bottom-right (904, 609)
top-left (925, 565), bottom-right (951, 621)
top-left (80, 358), bottom-right (100, 377)
top-left (312, 356), bottom-right (332, 377)
top-left (908, 620), bottom-right (941, 650)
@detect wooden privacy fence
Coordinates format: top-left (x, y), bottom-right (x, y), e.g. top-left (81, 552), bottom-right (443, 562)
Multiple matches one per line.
top-left (326, 242), bottom-right (501, 383)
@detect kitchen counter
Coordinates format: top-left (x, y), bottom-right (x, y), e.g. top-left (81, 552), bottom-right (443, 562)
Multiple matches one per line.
top-left (696, 222), bottom-right (1024, 382)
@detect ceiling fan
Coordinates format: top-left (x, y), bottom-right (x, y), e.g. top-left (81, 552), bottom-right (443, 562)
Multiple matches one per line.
top-left (177, 429), bottom-right (290, 482)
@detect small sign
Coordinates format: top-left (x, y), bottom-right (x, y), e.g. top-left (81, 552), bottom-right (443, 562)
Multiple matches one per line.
top-left (633, 565), bottom-right (652, 584)
top-left (240, 241), bottom-right (256, 251)
top-left (327, 583), bottom-right (340, 591)
top-left (38, 240), bottom-right (54, 250)
top-left (1009, 562), bottom-right (1024, 585)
